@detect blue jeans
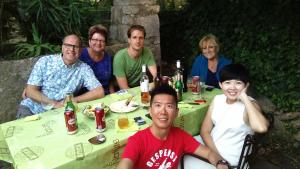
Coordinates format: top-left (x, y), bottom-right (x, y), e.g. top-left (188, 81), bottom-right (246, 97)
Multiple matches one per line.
top-left (16, 105), bottom-right (34, 119)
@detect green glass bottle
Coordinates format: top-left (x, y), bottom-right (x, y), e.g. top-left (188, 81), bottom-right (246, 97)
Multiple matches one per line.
top-left (65, 94), bottom-right (76, 112)
top-left (175, 74), bottom-right (183, 101)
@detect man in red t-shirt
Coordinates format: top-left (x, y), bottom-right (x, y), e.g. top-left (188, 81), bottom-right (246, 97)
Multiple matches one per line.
top-left (117, 85), bottom-right (229, 169)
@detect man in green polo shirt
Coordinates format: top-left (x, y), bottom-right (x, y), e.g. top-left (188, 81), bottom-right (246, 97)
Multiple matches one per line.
top-left (113, 25), bottom-right (157, 89)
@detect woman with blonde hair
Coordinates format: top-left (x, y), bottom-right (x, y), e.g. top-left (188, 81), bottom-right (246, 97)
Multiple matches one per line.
top-left (191, 34), bottom-right (231, 88)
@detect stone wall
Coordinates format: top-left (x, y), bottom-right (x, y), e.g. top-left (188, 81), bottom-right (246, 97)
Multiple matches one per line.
top-left (0, 57), bottom-right (39, 123)
top-left (109, 0), bottom-right (161, 65)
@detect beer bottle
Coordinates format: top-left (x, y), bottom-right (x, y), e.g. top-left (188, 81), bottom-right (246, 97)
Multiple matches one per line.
top-left (173, 60), bottom-right (183, 89)
top-left (64, 93), bottom-right (78, 134)
top-left (175, 60), bottom-right (182, 78)
top-left (154, 75), bottom-right (161, 88)
top-left (175, 74), bottom-right (183, 101)
top-left (140, 64), bottom-right (150, 104)
top-left (65, 94), bottom-right (76, 112)
top-left (153, 67), bottom-right (162, 87)
top-left (154, 66), bottom-right (161, 88)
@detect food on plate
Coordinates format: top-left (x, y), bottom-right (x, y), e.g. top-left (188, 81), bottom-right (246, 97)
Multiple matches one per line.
top-left (194, 99), bottom-right (206, 104)
top-left (82, 103), bottom-right (109, 118)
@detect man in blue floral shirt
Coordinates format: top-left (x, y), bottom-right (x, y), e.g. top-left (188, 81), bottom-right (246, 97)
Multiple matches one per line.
top-left (17, 34), bottom-right (105, 118)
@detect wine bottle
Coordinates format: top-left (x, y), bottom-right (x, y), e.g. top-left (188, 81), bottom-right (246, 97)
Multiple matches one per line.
top-left (140, 64), bottom-right (150, 104)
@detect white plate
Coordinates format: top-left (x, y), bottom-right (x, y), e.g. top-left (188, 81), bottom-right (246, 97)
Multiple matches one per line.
top-left (109, 100), bottom-right (138, 113)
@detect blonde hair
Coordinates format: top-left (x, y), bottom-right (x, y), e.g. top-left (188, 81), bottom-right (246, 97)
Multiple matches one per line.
top-left (199, 34), bottom-right (220, 52)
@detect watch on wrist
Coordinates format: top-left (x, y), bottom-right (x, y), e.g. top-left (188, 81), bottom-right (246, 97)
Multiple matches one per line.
top-left (216, 159), bottom-right (229, 167)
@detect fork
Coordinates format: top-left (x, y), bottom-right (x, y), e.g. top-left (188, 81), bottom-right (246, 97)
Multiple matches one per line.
top-left (125, 96), bottom-right (134, 106)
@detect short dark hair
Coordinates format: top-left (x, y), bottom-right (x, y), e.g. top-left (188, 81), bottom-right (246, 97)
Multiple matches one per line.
top-left (150, 84), bottom-right (178, 106)
top-left (220, 64), bottom-right (250, 84)
top-left (88, 24), bottom-right (108, 41)
top-left (127, 25), bottom-right (146, 38)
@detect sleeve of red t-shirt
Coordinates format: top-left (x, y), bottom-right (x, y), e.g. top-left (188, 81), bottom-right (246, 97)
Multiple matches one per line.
top-left (121, 133), bottom-right (140, 162)
top-left (181, 130), bottom-right (201, 153)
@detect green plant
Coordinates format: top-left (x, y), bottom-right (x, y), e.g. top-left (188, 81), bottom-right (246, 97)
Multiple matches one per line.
top-left (283, 122), bottom-right (298, 135)
top-left (18, 0), bottom-right (111, 43)
top-left (19, 0), bottom-right (67, 42)
top-left (1, 0), bottom-right (112, 59)
top-left (13, 24), bottom-right (60, 59)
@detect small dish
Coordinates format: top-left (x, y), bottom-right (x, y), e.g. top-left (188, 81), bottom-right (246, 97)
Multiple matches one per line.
top-left (82, 103), bottom-right (109, 119)
top-left (88, 134), bottom-right (106, 145)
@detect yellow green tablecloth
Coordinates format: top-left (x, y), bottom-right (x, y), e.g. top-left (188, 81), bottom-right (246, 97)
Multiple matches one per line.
top-left (0, 87), bottom-right (221, 169)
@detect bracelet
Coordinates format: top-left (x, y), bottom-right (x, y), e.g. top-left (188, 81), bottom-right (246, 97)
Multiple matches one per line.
top-left (216, 159), bottom-right (230, 167)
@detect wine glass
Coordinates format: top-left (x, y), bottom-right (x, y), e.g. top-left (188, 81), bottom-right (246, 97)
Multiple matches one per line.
top-left (186, 76), bottom-right (193, 92)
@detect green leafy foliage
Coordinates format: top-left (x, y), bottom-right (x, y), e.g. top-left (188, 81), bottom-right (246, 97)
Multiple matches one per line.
top-left (13, 24), bottom-right (60, 59)
top-left (1, 0), bottom-right (112, 60)
top-left (284, 122), bottom-right (298, 135)
top-left (159, 0), bottom-right (300, 111)
top-left (18, 0), bottom-right (104, 42)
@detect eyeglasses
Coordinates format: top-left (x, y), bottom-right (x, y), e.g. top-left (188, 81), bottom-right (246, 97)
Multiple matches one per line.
top-left (63, 43), bottom-right (80, 50)
top-left (202, 46), bottom-right (216, 50)
top-left (91, 39), bottom-right (105, 43)
top-left (151, 102), bottom-right (177, 111)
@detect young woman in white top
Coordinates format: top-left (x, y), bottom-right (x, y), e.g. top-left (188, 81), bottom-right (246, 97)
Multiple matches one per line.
top-left (196, 63), bottom-right (269, 167)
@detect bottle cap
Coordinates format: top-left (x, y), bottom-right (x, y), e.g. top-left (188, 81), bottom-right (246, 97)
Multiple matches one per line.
top-left (176, 60), bottom-right (181, 68)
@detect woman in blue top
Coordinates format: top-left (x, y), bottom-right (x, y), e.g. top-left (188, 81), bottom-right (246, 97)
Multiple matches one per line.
top-left (191, 34), bottom-right (231, 88)
top-left (80, 25), bottom-right (115, 95)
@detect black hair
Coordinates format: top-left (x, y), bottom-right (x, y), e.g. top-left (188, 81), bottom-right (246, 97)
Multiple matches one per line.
top-left (220, 64), bottom-right (250, 84)
top-left (150, 84), bottom-right (178, 106)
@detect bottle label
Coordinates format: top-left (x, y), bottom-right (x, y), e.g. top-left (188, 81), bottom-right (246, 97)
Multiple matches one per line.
top-left (140, 80), bottom-right (149, 92)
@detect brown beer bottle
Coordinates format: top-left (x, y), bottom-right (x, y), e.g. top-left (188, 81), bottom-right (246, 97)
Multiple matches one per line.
top-left (154, 66), bottom-right (161, 88)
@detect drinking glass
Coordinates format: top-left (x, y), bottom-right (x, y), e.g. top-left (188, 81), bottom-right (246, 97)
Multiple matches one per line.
top-left (118, 114), bottom-right (129, 129)
top-left (186, 76), bottom-right (193, 92)
top-left (199, 81), bottom-right (205, 99)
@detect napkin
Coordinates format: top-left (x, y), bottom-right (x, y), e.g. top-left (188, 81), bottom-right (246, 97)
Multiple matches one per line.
top-left (115, 119), bottom-right (139, 132)
top-left (110, 90), bottom-right (133, 101)
top-left (24, 114), bottom-right (40, 122)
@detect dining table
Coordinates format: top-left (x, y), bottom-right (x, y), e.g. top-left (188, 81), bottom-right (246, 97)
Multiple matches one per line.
top-left (0, 86), bottom-right (221, 169)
